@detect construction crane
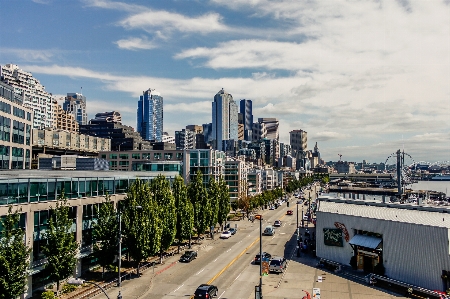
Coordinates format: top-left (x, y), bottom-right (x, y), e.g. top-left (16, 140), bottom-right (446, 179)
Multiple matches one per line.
top-left (338, 154), bottom-right (342, 161)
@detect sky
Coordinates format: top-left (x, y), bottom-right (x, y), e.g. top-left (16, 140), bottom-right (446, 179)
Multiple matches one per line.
top-left (0, 0), bottom-right (449, 164)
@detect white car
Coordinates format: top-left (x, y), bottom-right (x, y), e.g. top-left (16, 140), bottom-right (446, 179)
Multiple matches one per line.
top-left (220, 231), bottom-right (232, 239)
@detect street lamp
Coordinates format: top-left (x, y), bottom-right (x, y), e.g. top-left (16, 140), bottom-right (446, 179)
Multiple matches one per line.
top-left (254, 214), bottom-right (263, 299)
top-left (68, 278), bottom-right (110, 299)
top-left (118, 205), bottom-right (142, 299)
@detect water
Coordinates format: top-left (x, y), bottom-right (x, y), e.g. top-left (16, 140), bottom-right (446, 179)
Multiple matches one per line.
top-left (410, 181), bottom-right (450, 197)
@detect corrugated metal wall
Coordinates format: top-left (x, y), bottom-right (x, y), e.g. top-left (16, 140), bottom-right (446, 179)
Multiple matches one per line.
top-left (317, 210), bottom-right (450, 290)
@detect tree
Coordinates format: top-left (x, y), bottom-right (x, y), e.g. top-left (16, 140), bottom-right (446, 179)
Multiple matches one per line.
top-left (0, 206), bottom-right (31, 299)
top-left (92, 193), bottom-right (118, 277)
top-left (42, 194), bottom-right (78, 293)
top-left (172, 175), bottom-right (194, 253)
top-left (188, 171), bottom-right (211, 238)
top-left (217, 176), bottom-right (230, 230)
top-left (122, 179), bottom-right (161, 275)
top-left (207, 177), bottom-right (220, 233)
top-left (151, 175), bottom-right (177, 263)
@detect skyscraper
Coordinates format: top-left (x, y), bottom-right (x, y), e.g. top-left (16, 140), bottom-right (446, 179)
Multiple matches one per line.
top-left (137, 88), bottom-right (163, 142)
top-left (63, 93), bottom-right (87, 125)
top-left (239, 99), bottom-right (253, 141)
top-left (212, 88), bottom-right (238, 151)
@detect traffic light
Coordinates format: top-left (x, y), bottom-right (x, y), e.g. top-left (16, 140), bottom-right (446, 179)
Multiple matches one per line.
top-left (255, 214), bottom-right (263, 220)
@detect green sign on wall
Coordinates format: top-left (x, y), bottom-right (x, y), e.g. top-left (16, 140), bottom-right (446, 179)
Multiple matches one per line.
top-left (323, 228), bottom-right (343, 247)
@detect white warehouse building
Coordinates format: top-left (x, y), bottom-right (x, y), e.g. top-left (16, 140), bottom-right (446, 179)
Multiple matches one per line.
top-left (316, 197), bottom-right (450, 292)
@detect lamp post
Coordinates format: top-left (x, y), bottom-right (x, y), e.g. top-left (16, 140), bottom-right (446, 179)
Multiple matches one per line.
top-left (254, 214), bottom-right (263, 299)
top-left (118, 205), bottom-right (142, 299)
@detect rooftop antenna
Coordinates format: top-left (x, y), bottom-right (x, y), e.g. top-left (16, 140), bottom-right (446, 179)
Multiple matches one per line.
top-left (80, 86), bottom-right (82, 95)
top-left (338, 154), bottom-right (342, 161)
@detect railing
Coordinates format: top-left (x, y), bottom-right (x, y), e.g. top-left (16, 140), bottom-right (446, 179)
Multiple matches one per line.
top-left (371, 274), bottom-right (444, 299)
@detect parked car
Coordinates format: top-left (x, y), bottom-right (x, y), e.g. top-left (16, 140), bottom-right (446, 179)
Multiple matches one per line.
top-left (228, 228), bottom-right (237, 235)
top-left (274, 220), bottom-right (282, 227)
top-left (194, 284), bottom-right (218, 298)
top-left (263, 225), bottom-right (275, 236)
top-left (269, 256), bottom-right (287, 273)
top-left (220, 231), bottom-right (232, 239)
top-left (179, 250), bottom-right (197, 263)
top-left (254, 252), bottom-right (271, 264)
top-left (269, 206), bottom-right (275, 210)
top-left (286, 210), bottom-right (293, 215)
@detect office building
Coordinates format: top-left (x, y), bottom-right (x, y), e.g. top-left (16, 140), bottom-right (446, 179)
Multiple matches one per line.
top-left (162, 132), bottom-right (175, 144)
top-left (94, 111), bottom-right (121, 123)
top-left (63, 93), bottom-right (87, 126)
top-left (0, 81), bottom-right (33, 169)
top-left (175, 129), bottom-right (195, 150)
top-left (280, 142), bottom-right (292, 157)
top-left (258, 118), bottom-right (279, 141)
top-left (0, 64), bottom-right (54, 129)
top-left (239, 99), bottom-right (253, 141)
top-left (52, 99), bottom-right (79, 133)
top-left (290, 129), bottom-right (307, 157)
top-left (212, 89), bottom-right (238, 151)
top-left (137, 88), bottom-right (163, 142)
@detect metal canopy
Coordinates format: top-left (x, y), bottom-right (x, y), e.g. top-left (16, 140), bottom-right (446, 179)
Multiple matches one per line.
top-left (349, 234), bottom-right (382, 249)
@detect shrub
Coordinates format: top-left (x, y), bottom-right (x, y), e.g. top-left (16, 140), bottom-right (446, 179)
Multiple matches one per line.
top-left (62, 283), bottom-right (78, 294)
top-left (41, 291), bottom-right (56, 299)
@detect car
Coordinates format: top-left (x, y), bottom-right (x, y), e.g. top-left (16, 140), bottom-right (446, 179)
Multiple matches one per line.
top-left (194, 284), bottom-right (218, 299)
top-left (286, 210), bottom-right (293, 215)
top-left (296, 200), bottom-right (303, 204)
top-left (263, 225), bottom-right (275, 236)
top-left (179, 250), bottom-right (197, 263)
top-left (269, 256), bottom-right (287, 273)
top-left (304, 201), bottom-right (309, 206)
top-left (303, 215), bottom-right (309, 221)
top-left (254, 252), bottom-right (271, 264)
top-left (228, 228), bottom-right (237, 235)
top-left (274, 220), bottom-right (282, 227)
top-left (269, 206), bottom-right (275, 210)
top-left (220, 231), bottom-right (232, 239)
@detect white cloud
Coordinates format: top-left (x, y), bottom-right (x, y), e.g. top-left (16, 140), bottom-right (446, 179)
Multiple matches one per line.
top-left (0, 48), bottom-right (57, 62)
top-left (115, 37), bottom-right (157, 50)
top-left (83, 0), bottom-right (145, 13)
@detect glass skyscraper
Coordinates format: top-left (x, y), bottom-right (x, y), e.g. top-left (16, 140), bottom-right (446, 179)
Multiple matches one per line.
top-left (137, 88), bottom-right (163, 142)
top-left (239, 99), bottom-right (253, 141)
top-left (212, 88), bottom-right (238, 151)
top-left (63, 93), bottom-right (87, 126)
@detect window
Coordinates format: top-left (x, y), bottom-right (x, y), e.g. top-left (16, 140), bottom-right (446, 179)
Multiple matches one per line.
top-left (119, 154), bottom-right (129, 160)
top-left (132, 153), bottom-right (141, 159)
top-left (164, 153), bottom-right (173, 160)
top-left (154, 153), bottom-right (162, 159)
top-left (109, 154), bottom-right (117, 159)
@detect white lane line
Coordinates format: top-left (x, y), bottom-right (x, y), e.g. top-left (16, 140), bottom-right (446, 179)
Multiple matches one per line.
top-left (173, 284), bottom-right (184, 293)
top-left (213, 258), bottom-right (218, 262)
top-left (226, 248), bottom-right (231, 253)
top-left (234, 273), bottom-right (242, 282)
top-left (196, 268), bottom-right (204, 275)
top-left (218, 291), bottom-right (226, 299)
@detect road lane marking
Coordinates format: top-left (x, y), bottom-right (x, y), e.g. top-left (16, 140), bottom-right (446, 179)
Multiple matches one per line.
top-left (213, 258), bottom-right (218, 262)
top-left (226, 248), bottom-right (231, 252)
top-left (173, 284), bottom-right (184, 293)
top-left (196, 268), bottom-right (204, 275)
top-left (234, 272), bottom-right (242, 281)
top-left (218, 291), bottom-right (225, 299)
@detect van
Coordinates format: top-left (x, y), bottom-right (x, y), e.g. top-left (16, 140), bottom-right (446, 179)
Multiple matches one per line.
top-left (263, 225), bottom-right (275, 236)
top-left (269, 256), bottom-right (287, 273)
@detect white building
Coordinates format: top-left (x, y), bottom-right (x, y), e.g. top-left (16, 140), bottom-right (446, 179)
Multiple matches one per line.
top-left (0, 64), bottom-right (54, 129)
top-left (316, 197), bottom-right (450, 291)
top-left (212, 88), bottom-right (238, 151)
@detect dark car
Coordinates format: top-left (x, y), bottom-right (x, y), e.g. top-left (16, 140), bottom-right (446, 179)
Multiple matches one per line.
top-left (286, 210), bottom-right (293, 215)
top-left (228, 228), bottom-right (237, 235)
top-left (194, 284), bottom-right (218, 298)
top-left (254, 252), bottom-right (271, 264)
top-left (179, 250), bottom-right (197, 263)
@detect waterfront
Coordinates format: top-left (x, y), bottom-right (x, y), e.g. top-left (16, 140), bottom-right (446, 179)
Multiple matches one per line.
top-left (411, 181), bottom-right (450, 197)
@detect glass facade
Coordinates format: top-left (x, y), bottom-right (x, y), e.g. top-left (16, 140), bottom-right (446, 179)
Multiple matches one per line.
top-left (137, 89), bottom-right (163, 142)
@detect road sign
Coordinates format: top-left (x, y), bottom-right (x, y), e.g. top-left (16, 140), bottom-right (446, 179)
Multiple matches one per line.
top-left (313, 288), bottom-right (320, 299)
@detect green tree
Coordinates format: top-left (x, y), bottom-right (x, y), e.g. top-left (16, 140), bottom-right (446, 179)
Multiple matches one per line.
top-left (151, 175), bottom-right (177, 263)
top-left (217, 176), bottom-right (230, 230)
top-left (207, 177), bottom-right (220, 233)
top-left (123, 179), bottom-right (161, 275)
top-left (92, 193), bottom-right (118, 277)
top-left (172, 175), bottom-right (194, 252)
top-left (42, 195), bottom-right (78, 293)
top-left (188, 171), bottom-right (211, 238)
top-left (0, 207), bottom-right (31, 299)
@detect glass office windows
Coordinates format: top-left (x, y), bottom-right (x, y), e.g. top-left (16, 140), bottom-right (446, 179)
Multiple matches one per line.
top-left (0, 145), bottom-right (9, 169)
top-left (55, 180), bottom-right (64, 199)
top-left (200, 151), bottom-right (208, 159)
top-left (132, 153), bottom-right (141, 159)
top-left (78, 179), bottom-right (86, 197)
top-left (115, 179), bottom-right (128, 193)
top-left (119, 154), bottom-right (128, 160)
top-left (176, 152), bottom-right (183, 160)
top-left (164, 153), bottom-right (173, 160)
top-left (154, 153), bottom-right (162, 160)
top-left (119, 161), bottom-right (129, 167)
top-left (11, 147), bottom-right (24, 169)
top-left (90, 179), bottom-right (98, 196)
top-left (26, 125), bottom-right (31, 145)
top-left (103, 179), bottom-right (114, 194)
top-left (101, 154), bottom-right (106, 159)
top-left (71, 179), bottom-right (79, 198)
top-left (47, 180), bottom-right (56, 201)
top-left (18, 179), bottom-right (28, 203)
top-left (0, 183), bottom-right (8, 205)
top-left (142, 153), bottom-right (151, 159)
top-left (109, 161), bottom-right (117, 168)
top-left (0, 117), bottom-right (11, 142)
top-left (25, 149), bottom-right (30, 169)
top-left (97, 179), bottom-right (104, 196)
top-left (109, 153), bottom-right (117, 159)
top-left (29, 180), bottom-right (48, 202)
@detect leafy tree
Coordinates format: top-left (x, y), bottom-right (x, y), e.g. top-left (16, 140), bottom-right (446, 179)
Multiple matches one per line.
top-left (207, 177), bottom-right (220, 232)
top-left (92, 193), bottom-right (118, 277)
top-left (217, 176), bottom-right (230, 229)
top-left (122, 179), bottom-right (161, 275)
top-left (42, 194), bottom-right (78, 293)
top-left (188, 171), bottom-right (211, 238)
top-left (172, 175), bottom-right (194, 253)
top-left (0, 207), bottom-right (31, 299)
top-left (151, 175), bottom-right (176, 263)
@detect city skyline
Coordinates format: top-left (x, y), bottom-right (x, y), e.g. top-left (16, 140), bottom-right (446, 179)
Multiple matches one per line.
top-left (0, 0), bottom-right (449, 163)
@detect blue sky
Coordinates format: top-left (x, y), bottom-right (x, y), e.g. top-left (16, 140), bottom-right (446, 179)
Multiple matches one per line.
top-left (1, 0), bottom-right (449, 163)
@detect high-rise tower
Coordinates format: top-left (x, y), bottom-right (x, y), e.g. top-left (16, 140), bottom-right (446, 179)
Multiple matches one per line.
top-left (137, 88), bottom-right (163, 142)
top-left (212, 88), bottom-right (238, 151)
top-left (63, 93), bottom-right (87, 126)
top-left (239, 99), bottom-right (253, 141)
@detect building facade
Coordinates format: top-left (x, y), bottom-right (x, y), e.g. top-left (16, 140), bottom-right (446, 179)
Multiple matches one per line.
top-left (0, 81), bottom-right (33, 169)
top-left (212, 89), bottom-right (238, 151)
top-left (137, 88), bottom-right (163, 142)
top-left (0, 64), bottom-right (54, 129)
top-left (63, 93), bottom-right (87, 126)
top-left (239, 99), bottom-right (253, 141)
top-left (52, 99), bottom-right (79, 132)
